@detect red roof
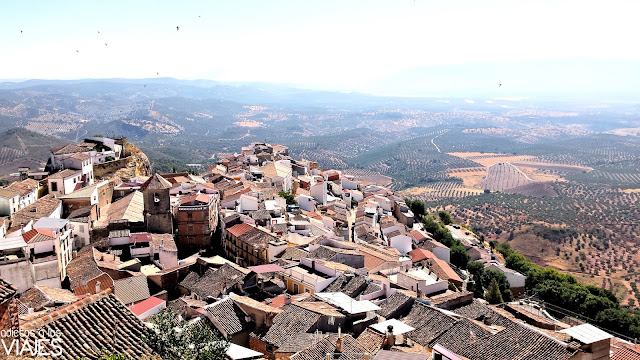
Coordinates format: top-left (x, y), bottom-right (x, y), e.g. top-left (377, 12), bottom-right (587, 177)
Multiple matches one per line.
top-left (128, 296), bottom-right (165, 316)
top-left (612, 345), bottom-right (640, 360)
top-left (22, 229), bottom-right (55, 243)
top-left (179, 193), bottom-right (211, 205)
top-left (430, 257), bottom-right (463, 284)
top-left (409, 230), bottom-right (427, 241)
top-left (409, 248), bottom-right (436, 263)
top-left (248, 264), bottom-right (285, 274)
top-left (130, 233), bottom-right (152, 243)
top-left (267, 293), bottom-right (309, 308)
top-left (227, 223), bottom-right (253, 237)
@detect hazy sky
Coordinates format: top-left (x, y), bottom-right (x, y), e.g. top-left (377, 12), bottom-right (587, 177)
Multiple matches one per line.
top-left (2, 0), bottom-right (639, 92)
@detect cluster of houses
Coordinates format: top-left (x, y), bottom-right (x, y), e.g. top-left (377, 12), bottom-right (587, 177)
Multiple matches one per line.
top-left (0, 140), bottom-right (636, 360)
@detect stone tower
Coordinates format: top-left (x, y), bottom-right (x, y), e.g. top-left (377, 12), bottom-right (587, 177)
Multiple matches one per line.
top-left (142, 173), bottom-right (173, 234)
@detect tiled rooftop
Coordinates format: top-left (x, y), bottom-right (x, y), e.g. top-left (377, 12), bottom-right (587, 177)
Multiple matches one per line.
top-left (21, 291), bottom-right (155, 360)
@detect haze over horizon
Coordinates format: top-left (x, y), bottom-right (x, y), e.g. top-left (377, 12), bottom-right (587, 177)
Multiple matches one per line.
top-left (2, 0), bottom-right (640, 97)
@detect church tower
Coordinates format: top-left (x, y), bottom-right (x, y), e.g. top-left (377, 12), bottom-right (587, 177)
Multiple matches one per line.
top-left (141, 173), bottom-right (173, 234)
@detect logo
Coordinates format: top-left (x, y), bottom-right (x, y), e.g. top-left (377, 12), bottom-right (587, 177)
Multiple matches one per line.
top-left (1, 329), bottom-right (63, 357)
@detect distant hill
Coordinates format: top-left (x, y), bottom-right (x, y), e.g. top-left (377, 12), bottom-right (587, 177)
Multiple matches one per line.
top-left (0, 128), bottom-right (65, 179)
top-left (372, 58), bottom-right (640, 99)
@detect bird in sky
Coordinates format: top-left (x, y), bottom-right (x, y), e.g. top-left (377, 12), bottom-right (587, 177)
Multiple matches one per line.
top-left (157, 72), bottom-right (160, 75)
top-left (498, 83), bottom-right (502, 87)
top-left (97, 30), bottom-right (100, 34)
top-left (176, 26), bottom-right (180, 31)
top-left (105, 43), bottom-right (108, 46)
top-left (144, 85), bottom-right (147, 88)
top-left (20, 30), bottom-right (23, 34)
top-left (76, 50), bottom-right (79, 53)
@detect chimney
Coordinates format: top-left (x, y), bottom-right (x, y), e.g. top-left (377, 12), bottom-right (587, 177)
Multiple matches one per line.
top-left (335, 327), bottom-right (343, 353)
top-left (284, 294), bottom-right (291, 305)
top-left (385, 325), bottom-right (395, 349)
top-left (416, 283), bottom-right (422, 299)
top-left (95, 281), bottom-right (101, 294)
top-left (312, 260), bottom-right (316, 272)
top-left (483, 315), bottom-right (493, 326)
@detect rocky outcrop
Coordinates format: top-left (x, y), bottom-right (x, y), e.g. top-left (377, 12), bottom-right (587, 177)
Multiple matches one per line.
top-left (92, 139), bottom-right (151, 182)
top-left (114, 141), bottom-right (151, 181)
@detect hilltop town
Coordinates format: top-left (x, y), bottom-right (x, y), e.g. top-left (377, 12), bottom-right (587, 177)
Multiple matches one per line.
top-left (0, 137), bottom-right (637, 360)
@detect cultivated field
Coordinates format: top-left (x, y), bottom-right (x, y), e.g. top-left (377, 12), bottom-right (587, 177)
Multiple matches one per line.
top-left (479, 162), bottom-right (535, 191)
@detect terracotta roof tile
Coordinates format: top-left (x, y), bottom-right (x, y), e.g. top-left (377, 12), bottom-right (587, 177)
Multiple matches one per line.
top-left (113, 275), bottom-right (151, 305)
top-left (48, 169), bottom-right (81, 179)
top-left (256, 304), bottom-right (322, 348)
top-left (0, 277), bottom-right (17, 304)
top-left (205, 297), bottom-right (251, 336)
top-left (227, 222), bottom-right (254, 237)
top-left (290, 334), bottom-right (368, 360)
top-left (613, 346), bottom-right (640, 360)
top-left (376, 291), bottom-right (415, 319)
top-left (20, 292), bottom-right (155, 360)
top-left (5, 178), bottom-right (38, 197)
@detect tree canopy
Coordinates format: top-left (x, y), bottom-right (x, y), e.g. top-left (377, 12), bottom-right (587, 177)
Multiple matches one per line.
top-left (485, 278), bottom-right (504, 304)
top-left (494, 241), bottom-right (640, 338)
top-left (278, 191), bottom-right (298, 205)
top-left (438, 210), bottom-right (453, 225)
top-left (144, 308), bottom-right (229, 360)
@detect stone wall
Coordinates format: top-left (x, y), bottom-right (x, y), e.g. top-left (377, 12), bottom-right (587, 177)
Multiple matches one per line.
top-left (93, 158), bottom-right (130, 179)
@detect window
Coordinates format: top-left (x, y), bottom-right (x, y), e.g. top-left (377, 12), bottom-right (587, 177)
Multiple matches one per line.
top-left (293, 284), bottom-right (299, 293)
top-left (51, 182), bottom-right (58, 192)
top-left (434, 354), bottom-right (443, 360)
top-left (187, 212), bottom-right (193, 219)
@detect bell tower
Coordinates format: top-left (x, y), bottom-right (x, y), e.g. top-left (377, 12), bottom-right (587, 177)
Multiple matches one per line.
top-left (142, 173), bottom-right (173, 234)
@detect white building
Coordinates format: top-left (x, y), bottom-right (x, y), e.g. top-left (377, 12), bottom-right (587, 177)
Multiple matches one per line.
top-left (0, 235), bottom-right (33, 293)
top-left (24, 218), bottom-right (74, 288)
top-left (389, 234), bottom-right (413, 255)
top-left (61, 153), bottom-right (94, 185)
top-left (394, 268), bottom-right (449, 296)
top-left (47, 169), bottom-right (83, 197)
top-left (310, 182), bottom-right (327, 206)
top-left (5, 179), bottom-right (39, 211)
top-left (485, 262), bottom-right (526, 290)
top-left (0, 189), bottom-right (19, 217)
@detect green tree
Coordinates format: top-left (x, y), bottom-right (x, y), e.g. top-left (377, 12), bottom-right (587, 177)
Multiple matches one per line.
top-left (505, 253), bottom-right (532, 274)
top-left (438, 210), bottom-right (453, 225)
top-left (485, 278), bottom-right (504, 304)
top-left (450, 245), bottom-right (470, 269)
top-left (144, 308), bottom-right (229, 360)
top-left (405, 199), bottom-right (426, 218)
top-left (422, 217), bottom-right (440, 234)
top-left (482, 269), bottom-right (512, 302)
top-left (467, 261), bottom-right (485, 298)
top-left (433, 228), bottom-right (455, 247)
top-left (278, 191), bottom-right (297, 205)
